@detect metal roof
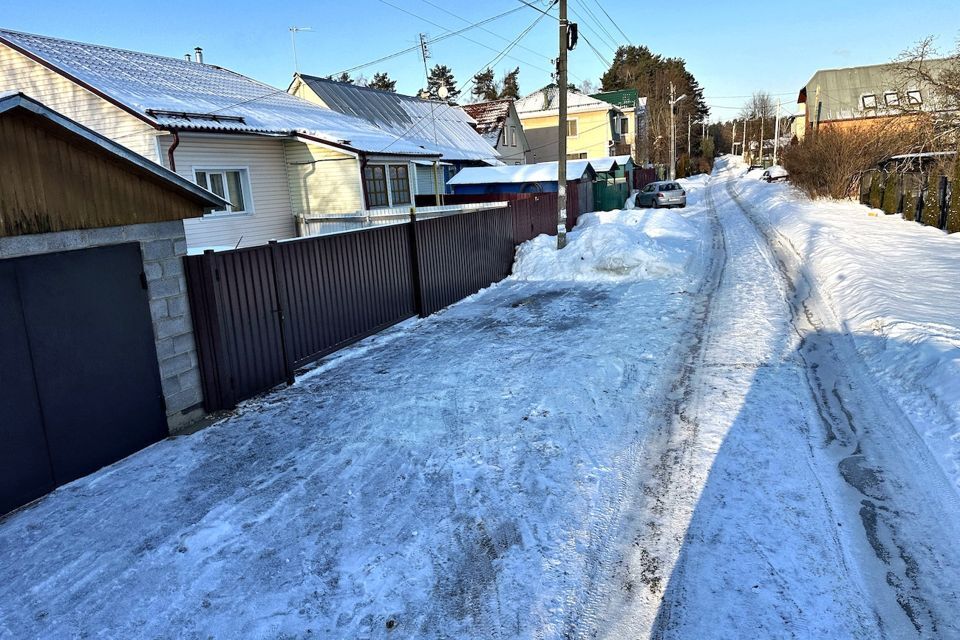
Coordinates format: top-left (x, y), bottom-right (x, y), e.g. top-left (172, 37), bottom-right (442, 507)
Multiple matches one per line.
top-left (591, 89), bottom-right (639, 109)
top-left (585, 156), bottom-right (619, 173)
top-left (0, 91), bottom-right (228, 209)
top-left (461, 99), bottom-right (513, 145)
top-left (295, 74), bottom-right (501, 164)
top-left (515, 86), bottom-right (622, 117)
top-left (447, 160), bottom-right (595, 185)
top-left (0, 29), bottom-right (436, 156)
top-left (801, 59), bottom-right (952, 122)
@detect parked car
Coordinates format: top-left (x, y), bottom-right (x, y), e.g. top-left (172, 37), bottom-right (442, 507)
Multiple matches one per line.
top-left (636, 181), bottom-right (687, 208)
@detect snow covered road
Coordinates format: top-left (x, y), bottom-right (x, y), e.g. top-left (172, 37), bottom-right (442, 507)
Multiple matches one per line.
top-left (2, 161), bottom-right (959, 639)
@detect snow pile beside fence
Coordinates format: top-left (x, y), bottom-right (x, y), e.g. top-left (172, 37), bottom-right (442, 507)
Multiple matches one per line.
top-left (512, 207), bottom-right (700, 282)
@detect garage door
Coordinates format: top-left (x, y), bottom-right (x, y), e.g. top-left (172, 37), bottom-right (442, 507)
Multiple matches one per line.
top-left (0, 243), bottom-right (167, 515)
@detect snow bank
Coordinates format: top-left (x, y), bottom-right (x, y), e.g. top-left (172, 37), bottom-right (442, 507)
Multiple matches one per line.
top-left (512, 207), bottom-right (701, 282)
top-left (729, 158), bottom-right (960, 489)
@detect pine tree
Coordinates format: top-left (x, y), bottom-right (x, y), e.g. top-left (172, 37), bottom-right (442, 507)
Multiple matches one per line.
top-left (499, 67), bottom-right (520, 100)
top-left (426, 64), bottom-right (460, 104)
top-left (328, 72), bottom-right (354, 84)
top-left (471, 67), bottom-right (498, 102)
top-left (367, 72), bottom-right (397, 92)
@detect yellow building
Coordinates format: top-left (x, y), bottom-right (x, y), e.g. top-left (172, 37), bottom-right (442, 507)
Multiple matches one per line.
top-left (515, 86), bottom-right (624, 162)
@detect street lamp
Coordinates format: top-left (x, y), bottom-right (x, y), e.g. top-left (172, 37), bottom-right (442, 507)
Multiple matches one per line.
top-left (669, 83), bottom-right (686, 180)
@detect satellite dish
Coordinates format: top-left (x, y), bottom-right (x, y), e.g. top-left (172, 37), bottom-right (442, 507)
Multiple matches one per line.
top-left (438, 84), bottom-right (449, 100)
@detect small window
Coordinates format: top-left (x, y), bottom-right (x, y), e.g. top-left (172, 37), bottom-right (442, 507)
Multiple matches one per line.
top-left (364, 165), bottom-right (389, 207)
top-left (566, 152), bottom-right (587, 160)
top-left (567, 119), bottom-right (578, 137)
top-left (389, 165), bottom-right (411, 205)
top-left (510, 125), bottom-right (517, 147)
top-left (907, 90), bottom-right (923, 105)
top-left (620, 117), bottom-right (629, 134)
top-left (862, 94), bottom-right (877, 109)
top-left (884, 92), bottom-right (899, 107)
top-left (195, 168), bottom-right (250, 214)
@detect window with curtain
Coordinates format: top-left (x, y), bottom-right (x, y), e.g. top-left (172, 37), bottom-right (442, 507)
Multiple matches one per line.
top-left (194, 169), bottom-right (249, 214)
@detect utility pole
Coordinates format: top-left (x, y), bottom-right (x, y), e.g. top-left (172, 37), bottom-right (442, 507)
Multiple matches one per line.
top-left (419, 33), bottom-right (442, 206)
top-left (668, 83), bottom-right (686, 180)
top-left (557, 0), bottom-right (569, 249)
top-left (759, 115), bottom-right (764, 166)
top-left (732, 120), bottom-right (737, 155)
top-left (773, 98), bottom-right (782, 165)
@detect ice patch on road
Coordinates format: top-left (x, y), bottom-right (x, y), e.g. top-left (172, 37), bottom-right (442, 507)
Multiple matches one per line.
top-left (513, 208), bottom-right (701, 282)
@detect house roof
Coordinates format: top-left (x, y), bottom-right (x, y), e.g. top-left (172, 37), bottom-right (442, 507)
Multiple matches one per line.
top-left (585, 156), bottom-right (620, 173)
top-left (515, 86), bottom-right (622, 117)
top-left (0, 91), bottom-right (227, 210)
top-left (461, 99), bottom-right (513, 145)
top-left (800, 58), bottom-right (952, 121)
top-left (293, 74), bottom-right (500, 164)
top-left (591, 89), bottom-right (639, 110)
top-left (446, 160), bottom-right (595, 185)
top-left (0, 29), bottom-right (437, 157)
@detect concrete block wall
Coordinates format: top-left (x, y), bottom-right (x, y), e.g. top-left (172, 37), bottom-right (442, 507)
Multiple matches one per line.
top-left (0, 220), bottom-right (205, 433)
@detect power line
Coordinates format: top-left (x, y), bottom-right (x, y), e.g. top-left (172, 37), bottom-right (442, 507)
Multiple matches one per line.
top-left (375, 0), bottom-right (559, 79)
top-left (572, 0), bottom-right (619, 53)
top-left (330, 3), bottom-right (529, 77)
top-left (417, 0), bottom-right (583, 83)
top-left (591, 0), bottom-right (629, 44)
top-left (566, 4), bottom-right (614, 66)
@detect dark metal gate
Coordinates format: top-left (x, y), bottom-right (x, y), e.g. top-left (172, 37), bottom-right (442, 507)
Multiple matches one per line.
top-left (0, 243), bottom-right (167, 515)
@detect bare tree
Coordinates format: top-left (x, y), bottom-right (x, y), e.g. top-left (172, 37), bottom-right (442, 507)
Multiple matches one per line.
top-left (894, 36), bottom-right (960, 149)
top-left (739, 91), bottom-right (776, 121)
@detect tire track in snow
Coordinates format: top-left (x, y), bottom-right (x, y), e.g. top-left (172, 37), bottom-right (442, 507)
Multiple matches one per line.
top-left (727, 177), bottom-right (960, 638)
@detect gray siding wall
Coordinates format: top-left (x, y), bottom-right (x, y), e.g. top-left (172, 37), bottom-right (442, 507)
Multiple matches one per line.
top-left (0, 220), bottom-right (204, 432)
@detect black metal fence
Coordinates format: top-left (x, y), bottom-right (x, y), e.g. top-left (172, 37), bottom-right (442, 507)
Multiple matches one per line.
top-left (185, 201), bottom-right (556, 411)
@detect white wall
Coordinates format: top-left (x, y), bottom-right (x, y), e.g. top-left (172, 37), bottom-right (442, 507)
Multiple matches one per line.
top-left (157, 133), bottom-right (296, 250)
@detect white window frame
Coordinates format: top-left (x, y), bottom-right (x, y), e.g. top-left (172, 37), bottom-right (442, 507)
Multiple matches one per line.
top-left (566, 118), bottom-right (579, 138)
top-left (510, 125), bottom-right (518, 147)
top-left (907, 90), bottom-right (923, 105)
top-left (861, 94), bottom-right (878, 110)
top-left (193, 166), bottom-right (254, 217)
top-left (884, 92), bottom-right (899, 107)
top-left (620, 116), bottom-right (630, 134)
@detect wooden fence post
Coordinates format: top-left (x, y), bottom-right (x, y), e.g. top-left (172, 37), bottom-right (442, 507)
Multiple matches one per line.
top-left (268, 240), bottom-right (295, 386)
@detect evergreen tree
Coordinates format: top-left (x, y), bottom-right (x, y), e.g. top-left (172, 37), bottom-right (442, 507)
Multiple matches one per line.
top-left (426, 64), bottom-right (460, 104)
top-left (328, 72), bottom-right (354, 84)
top-left (499, 67), bottom-right (520, 100)
top-left (471, 67), bottom-right (499, 102)
top-left (367, 72), bottom-right (397, 92)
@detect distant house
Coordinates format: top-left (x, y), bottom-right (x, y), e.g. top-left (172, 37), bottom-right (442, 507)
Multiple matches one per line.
top-left (591, 89), bottom-right (648, 163)
top-left (446, 160), bottom-right (596, 195)
top-left (288, 74), bottom-right (500, 200)
top-left (0, 28), bottom-right (442, 250)
top-left (798, 59), bottom-right (952, 139)
top-left (462, 99), bottom-right (530, 165)
top-left (515, 86), bottom-right (625, 162)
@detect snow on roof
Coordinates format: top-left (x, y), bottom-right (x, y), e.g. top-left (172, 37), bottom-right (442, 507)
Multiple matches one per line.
top-left (0, 91), bottom-right (228, 209)
top-left (0, 29), bottom-right (436, 156)
top-left (586, 156), bottom-right (619, 173)
top-left (515, 86), bottom-right (621, 117)
top-left (447, 160), bottom-right (594, 185)
top-left (295, 75), bottom-right (500, 164)
top-left (461, 99), bottom-right (512, 144)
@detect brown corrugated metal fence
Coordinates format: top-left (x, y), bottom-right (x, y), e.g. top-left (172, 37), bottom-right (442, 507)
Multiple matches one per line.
top-left (185, 205), bottom-right (521, 411)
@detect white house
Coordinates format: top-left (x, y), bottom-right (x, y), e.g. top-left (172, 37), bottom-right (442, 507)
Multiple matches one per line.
top-left (0, 28), bottom-right (448, 250)
top-left (462, 99), bottom-right (531, 165)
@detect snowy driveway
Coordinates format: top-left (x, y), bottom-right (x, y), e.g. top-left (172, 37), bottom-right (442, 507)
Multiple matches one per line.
top-left (0, 207), bottom-right (709, 638)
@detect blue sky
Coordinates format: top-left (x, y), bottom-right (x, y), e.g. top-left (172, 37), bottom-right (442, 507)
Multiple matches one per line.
top-left (4, 0), bottom-right (959, 120)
